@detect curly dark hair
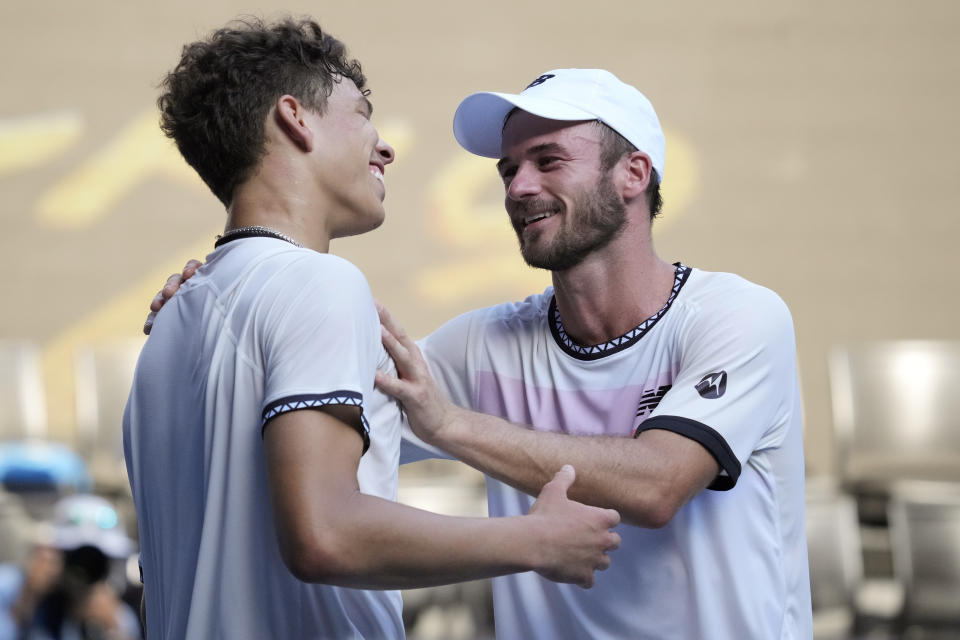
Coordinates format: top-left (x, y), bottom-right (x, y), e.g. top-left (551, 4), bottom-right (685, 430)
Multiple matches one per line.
top-left (158, 17), bottom-right (367, 207)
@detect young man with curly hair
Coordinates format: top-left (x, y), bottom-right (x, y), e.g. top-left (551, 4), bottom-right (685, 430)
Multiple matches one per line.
top-left (124, 18), bottom-right (620, 640)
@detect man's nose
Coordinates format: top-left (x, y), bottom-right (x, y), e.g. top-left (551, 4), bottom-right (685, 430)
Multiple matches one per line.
top-left (507, 163), bottom-right (540, 200)
top-left (376, 138), bottom-right (395, 165)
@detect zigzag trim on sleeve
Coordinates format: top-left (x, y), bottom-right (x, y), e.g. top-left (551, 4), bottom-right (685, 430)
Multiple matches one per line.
top-left (262, 391), bottom-right (370, 454)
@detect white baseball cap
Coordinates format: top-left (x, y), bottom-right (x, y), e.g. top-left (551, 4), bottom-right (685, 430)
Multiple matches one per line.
top-left (453, 68), bottom-right (665, 179)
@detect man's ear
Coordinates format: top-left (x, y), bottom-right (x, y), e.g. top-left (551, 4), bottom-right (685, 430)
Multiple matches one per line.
top-left (274, 94), bottom-right (313, 152)
top-left (620, 151), bottom-right (653, 201)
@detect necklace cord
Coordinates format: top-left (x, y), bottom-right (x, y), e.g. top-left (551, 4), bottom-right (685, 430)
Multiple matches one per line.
top-left (214, 226), bottom-right (303, 249)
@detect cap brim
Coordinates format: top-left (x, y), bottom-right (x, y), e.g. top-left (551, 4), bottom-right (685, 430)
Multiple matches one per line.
top-left (53, 525), bottom-right (135, 558)
top-left (453, 91), bottom-right (597, 158)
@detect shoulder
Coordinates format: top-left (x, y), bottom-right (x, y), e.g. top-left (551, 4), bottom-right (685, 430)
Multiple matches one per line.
top-left (420, 288), bottom-right (553, 365)
top-left (247, 251), bottom-right (375, 334)
top-left (487, 287), bottom-right (553, 328)
top-left (261, 251), bottom-right (373, 300)
top-left (681, 268), bottom-right (792, 321)
top-left (671, 268), bottom-right (795, 353)
top-left (430, 287), bottom-right (552, 339)
top-left (209, 242), bottom-right (371, 296)
top-left (279, 251), bottom-right (369, 285)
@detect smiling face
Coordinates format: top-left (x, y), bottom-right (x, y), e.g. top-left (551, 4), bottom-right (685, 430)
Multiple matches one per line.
top-left (497, 112), bottom-right (627, 271)
top-left (307, 78), bottom-right (395, 238)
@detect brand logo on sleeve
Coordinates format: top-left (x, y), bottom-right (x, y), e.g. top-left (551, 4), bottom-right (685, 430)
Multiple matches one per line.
top-left (525, 74), bottom-right (556, 90)
top-left (695, 371), bottom-right (727, 399)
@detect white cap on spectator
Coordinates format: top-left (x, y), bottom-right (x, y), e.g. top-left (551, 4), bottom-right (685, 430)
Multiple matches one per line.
top-left (50, 494), bottom-right (134, 558)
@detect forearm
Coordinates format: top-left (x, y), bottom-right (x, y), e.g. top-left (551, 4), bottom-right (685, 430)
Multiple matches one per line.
top-left (375, 305), bottom-right (705, 528)
top-left (301, 491), bottom-right (541, 589)
top-left (433, 407), bottom-right (708, 528)
top-left (269, 414), bottom-right (617, 590)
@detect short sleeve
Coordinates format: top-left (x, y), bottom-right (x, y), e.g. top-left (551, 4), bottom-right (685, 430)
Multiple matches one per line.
top-left (637, 282), bottom-right (798, 490)
top-left (259, 254), bottom-right (380, 453)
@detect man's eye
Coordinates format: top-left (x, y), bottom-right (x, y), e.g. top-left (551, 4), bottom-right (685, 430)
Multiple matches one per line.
top-left (499, 167), bottom-right (517, 181)
top-left (538, 156), bottom-right (559, 167)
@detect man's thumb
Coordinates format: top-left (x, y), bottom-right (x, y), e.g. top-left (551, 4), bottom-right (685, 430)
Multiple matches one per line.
top-left (548, 464), bottom-right (576, 495)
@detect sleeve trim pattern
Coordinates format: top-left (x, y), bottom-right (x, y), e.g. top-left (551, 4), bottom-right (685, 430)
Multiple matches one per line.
top-left (261, 391), bottom-right (371, 454)
top-left (633, 414), bottom-right (740, 491)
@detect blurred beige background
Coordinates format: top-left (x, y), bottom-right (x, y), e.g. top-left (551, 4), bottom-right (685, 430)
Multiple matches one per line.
top-left (1, 0), bottom-right (958, 480)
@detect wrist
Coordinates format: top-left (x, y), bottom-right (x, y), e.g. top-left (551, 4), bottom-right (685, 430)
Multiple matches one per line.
top-left (498, 514), bottom-right (543, 573)
top-left (429, 402), bottom-right (467, 450)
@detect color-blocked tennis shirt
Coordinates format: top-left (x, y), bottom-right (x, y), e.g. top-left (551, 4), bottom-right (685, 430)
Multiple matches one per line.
top-left (124, 238), bottom-right (403, 640)
top-left (405, 264), bottom-right (812, 639)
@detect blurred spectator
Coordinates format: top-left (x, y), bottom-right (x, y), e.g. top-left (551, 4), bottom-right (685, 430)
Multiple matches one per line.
top-left (0, 491), bottom-right (34, 566)
top-left (0, 542), bottom-right (63, 635)
top-left (17, 494), bottom-right (140, 640)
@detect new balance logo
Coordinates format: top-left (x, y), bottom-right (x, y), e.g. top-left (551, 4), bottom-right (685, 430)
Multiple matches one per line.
top-left (635, 384), bottom-right (671, 421)
top-left (695, 371), bottom-right (727, 399)
top-left (525, 74), bottom-right (556, 89)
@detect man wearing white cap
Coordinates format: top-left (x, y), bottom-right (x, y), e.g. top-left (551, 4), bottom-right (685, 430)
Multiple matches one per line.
top-left (376, 68), bottom-right (812, 638)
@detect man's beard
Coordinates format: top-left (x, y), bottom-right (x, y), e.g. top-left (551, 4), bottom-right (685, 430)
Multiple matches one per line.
top-left (512, 173), bottom-right (627, 271)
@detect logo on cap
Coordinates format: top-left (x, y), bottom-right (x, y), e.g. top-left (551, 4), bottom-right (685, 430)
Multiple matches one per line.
top-left (525, 74), bottom-right (556, 90)
top-left (695, 371), bottom-right (727, 399)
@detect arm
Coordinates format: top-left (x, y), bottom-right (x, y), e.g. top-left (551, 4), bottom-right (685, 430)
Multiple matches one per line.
top-left (374, 303), bottom-right (718, 529)
top-left (265, 404), bottom-right (620, 589)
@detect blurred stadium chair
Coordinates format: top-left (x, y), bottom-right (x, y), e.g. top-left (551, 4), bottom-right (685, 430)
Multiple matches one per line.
top-left (398, 461), bottom-right (493, 639)
top-left (806, 478), bottom-right (863, 639)
top-left (0, 340), bottom-right (47, 441)
top-left (74, 339), bottom-right (144, 490)
top-left (829, 340), bottom-right (960, 490)
top-left (888, 481), bottom-right (960, 634)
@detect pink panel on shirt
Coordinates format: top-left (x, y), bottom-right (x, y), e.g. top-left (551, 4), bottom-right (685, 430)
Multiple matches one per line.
top-left (475, 370), bottom-right (673, 437)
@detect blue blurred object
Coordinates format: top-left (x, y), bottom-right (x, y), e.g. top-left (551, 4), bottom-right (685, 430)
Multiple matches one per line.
top-left (0, 441), bottom-right (91, 492)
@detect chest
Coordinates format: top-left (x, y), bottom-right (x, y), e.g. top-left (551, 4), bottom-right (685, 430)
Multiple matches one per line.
top-left (473, 325), bottom-right (683, 436)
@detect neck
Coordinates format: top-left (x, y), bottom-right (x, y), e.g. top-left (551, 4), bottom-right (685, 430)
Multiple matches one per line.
top-left (550, 228), bottom-right (676, 347)
top-left (226, 167), bottom-right (331, 253)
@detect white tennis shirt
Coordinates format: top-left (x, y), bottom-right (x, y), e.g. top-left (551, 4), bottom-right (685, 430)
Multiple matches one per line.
top-left (124, 238), bottom-right (403, 640)
top-left (401, 264), bottom-right (812, 639)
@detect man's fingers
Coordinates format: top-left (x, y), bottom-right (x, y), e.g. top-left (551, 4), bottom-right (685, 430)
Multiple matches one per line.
top-left (373, 371), bottom-right (400, 397)
top-left (161, 273), bottom-right (182, 300)
top-left (596, 554), bottom-right (612, 572)
top-left (182, 259), bottom-right (203, 278)
top-left (149, 290), bottom-right (166, 313)
top-left (606, 528), bottom-right (622, 550)
top-left (375, 301), bottom-right (411, 345)
top-left (143, 312), bottom-right (157, 336)
top-left (380, 325), bottom-right (409, 363)
top-left (374, 370), bottom-right (415, 405)
top-left (147, 262), bottom-right (200, 335)
top-left (374, 300), bottom-right (392, 328)
top-left (603, 508), bottom-right (621, 531)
